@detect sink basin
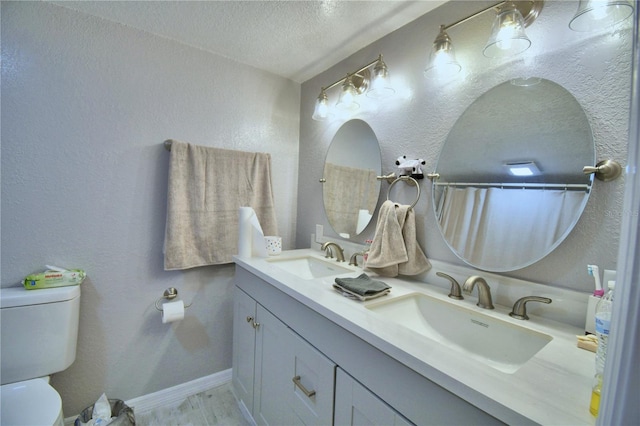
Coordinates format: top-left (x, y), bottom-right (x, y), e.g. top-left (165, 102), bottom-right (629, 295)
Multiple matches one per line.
top-left (266, 255), bottom-right (354, 280)
top-left (366, 293), bottom-right (552, 373)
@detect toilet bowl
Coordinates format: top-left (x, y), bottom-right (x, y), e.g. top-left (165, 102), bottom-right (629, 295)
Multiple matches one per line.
top-left (1, 378), bottom-right (64, 426)
top-left (0, 285), bottom-right (81, 426)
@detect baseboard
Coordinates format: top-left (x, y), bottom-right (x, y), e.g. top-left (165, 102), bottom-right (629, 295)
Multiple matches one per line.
top-left (64, 369), bottom-right (231, 425)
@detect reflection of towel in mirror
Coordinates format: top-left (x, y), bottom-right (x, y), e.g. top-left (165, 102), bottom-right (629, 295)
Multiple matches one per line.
top-left (323, 163), bottom-right (377, 236)
top-left (366, 200), bottom-right (431, 277)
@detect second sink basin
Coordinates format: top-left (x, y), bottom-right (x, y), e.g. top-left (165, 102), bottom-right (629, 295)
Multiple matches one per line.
top-left (366, 292), bottom-right (552, 373)
top-left (266, 255), bottom-right (354, 280)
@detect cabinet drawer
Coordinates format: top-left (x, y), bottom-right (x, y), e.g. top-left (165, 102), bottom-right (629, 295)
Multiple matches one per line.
top-left (288, 331), bottom-right (336, 425)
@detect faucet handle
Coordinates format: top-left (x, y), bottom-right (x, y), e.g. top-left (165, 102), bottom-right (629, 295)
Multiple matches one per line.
top-left (509, 296), bottom-right (552, 320)
top-left (436, 272), bottom-right (463, 300)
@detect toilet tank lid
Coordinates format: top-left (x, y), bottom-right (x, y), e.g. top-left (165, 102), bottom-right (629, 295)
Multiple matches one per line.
top-left (0, 285), bottom-right (80, 308)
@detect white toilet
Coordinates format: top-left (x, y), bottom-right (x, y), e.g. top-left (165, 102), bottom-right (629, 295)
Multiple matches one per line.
top-left (1, 285), bottom-right (81, 426)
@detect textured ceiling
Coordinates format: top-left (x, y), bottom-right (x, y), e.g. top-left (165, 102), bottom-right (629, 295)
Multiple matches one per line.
top-left (51, 1), bottom-right (448, 83)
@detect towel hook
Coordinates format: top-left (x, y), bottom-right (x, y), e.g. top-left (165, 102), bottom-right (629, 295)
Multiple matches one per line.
top-left (155, 287), bottom-right (193, 311)
top-left (387, 176), bottom-right (420, 209)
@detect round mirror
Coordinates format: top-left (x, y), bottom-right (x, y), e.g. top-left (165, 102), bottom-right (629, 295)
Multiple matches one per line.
top-left (433, 78), bottom-right (594, 272)
top-left (323, 119), bottom-right (382, 239)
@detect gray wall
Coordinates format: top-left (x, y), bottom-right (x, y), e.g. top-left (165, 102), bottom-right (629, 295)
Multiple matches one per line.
top-left (298, 1), bottom-right (633, 291)
top-left (1, 2), bottom-right (299, 415)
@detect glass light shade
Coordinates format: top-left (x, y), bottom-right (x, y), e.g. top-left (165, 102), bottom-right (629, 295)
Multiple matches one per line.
top-left (366, 56), bottom-right (395, 99)
top-left (424, 26), bottom-right (461, 78)
top-left (335, 76), bottom-right (360, 111)
top-left (312, 90), bottom-right (330, 121)
top-left (483, 4), bottom-right (531, 58)
top-left (569, 0), bottom-right (634, 32)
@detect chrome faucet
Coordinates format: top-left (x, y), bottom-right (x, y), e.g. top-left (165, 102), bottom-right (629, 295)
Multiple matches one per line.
top-left (462, 276), bottom-right (494, 309)
top-left (436, 272), bottom-right (463, 300)
top-left (509, 296), bottom-right (552, 320)
top-left (321, 241), bottom-right (345, 262)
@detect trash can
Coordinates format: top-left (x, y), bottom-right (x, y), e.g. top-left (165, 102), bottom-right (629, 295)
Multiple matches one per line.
top-left (74, 399), bottom-right (135, 426)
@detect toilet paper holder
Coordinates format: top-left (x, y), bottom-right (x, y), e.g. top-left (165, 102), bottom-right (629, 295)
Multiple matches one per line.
top-left (155, 287), bottom-right (193, 311)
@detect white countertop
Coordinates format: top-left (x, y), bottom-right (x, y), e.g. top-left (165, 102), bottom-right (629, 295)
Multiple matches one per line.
top-left (234, 249), bottom-right (596, 425)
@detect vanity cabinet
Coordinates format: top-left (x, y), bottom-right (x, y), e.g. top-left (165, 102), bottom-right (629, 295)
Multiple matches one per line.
top-left (233, 266), bottom-right (503, 426)
top-left (232, 286), bottom-right (336, 425)
top-left (335, 368), bottom-right (412, 426)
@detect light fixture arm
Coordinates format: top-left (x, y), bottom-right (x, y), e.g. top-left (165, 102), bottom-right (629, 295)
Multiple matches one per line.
top-left (441, 1), bottom-right (542, 32)
top-left (319, 54), bottom-right (384, 93)
top-left (443, 1), bottom-right (506, 31)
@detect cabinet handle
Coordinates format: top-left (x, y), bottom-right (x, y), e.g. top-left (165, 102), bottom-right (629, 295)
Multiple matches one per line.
top-left (292, 375), bottom-right (316, 398)
top-left (246, 316), bottom-right (259, 328)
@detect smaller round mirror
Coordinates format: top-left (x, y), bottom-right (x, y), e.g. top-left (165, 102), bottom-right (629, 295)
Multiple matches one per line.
top-left (323, 119), bottom-right (382, 239)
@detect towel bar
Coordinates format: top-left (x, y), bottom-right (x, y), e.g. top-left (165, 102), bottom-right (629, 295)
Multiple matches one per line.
top-left (387, 176), bottom-right (420, 209)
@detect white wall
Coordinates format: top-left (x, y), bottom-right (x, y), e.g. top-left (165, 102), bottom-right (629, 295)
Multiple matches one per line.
top-left (298, 1), bottom-right (633, 292)
top-left (1, 2), bottom-right (299, 415)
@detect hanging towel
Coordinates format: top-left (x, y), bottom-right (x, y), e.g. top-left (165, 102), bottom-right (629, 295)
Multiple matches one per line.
top-left (164, 140), bottom-right (278, 270)
top-left (366, 200), bottom-right (431, 277)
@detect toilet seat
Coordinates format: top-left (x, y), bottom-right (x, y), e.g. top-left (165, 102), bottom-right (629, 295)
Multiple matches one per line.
top-left (1, 378), bottom-right (64, 426)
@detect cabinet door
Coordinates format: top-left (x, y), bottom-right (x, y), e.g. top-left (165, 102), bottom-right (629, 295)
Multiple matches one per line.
top-left (287, 331), bottom-right (336, 426)
top-left (232, 287), bottom-right (257, 415)
top-left (335, 368), bottom-right (413, 426)
top-left (254, 304), bottom-right (297, 426)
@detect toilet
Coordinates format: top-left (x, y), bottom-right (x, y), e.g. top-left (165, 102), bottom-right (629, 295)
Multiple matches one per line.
top-left (1, 285), bottom-right (81, 426)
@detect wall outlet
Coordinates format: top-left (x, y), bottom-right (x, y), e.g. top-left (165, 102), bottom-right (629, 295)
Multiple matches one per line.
top-left (315, 224), bottom-right (323, 241)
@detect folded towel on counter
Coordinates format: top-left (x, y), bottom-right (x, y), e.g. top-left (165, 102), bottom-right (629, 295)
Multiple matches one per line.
top-left (333, 273), bottom-right (391, 301)
top-left (164, 140), bottom-right (277, 270)
top-left (365, 200), bottom-right (431, 277)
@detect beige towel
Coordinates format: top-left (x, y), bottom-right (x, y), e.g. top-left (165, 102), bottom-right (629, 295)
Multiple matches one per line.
top-left (164, 140), bottom-right (277, 270)
top-left (366, 200), bottom-right (431, 277)
top-left (323, 163), bottom-right (377, 236)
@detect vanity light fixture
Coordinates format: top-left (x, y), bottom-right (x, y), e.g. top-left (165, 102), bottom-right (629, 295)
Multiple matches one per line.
top-left (424, 1), bottom-right (543, 78)
top-left (335, 74), bottom-right (360, 111)
top-left (312, 89), bottom-right (330, 121)
top-left (483, 2), bottom-right (532, 58)
top-left (569, 0), bottom-right (634, 32)
top-left (312, 54), bottom-right (394, 121)
top-left (424, 25), bottom-right (462, 78)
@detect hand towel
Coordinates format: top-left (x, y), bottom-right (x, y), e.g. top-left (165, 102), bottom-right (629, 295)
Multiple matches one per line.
top-left (334, 273), bottom-right (391, 296)
top-left (366, 200), bottom-right (431, 277)
top-left (164, 140), bottom-right (277, 270)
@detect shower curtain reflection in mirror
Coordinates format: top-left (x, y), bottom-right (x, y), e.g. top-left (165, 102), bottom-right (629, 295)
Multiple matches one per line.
top-left (436, 186), bottom-right (586, 271)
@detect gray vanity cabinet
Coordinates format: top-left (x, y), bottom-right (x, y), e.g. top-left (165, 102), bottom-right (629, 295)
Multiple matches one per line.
top-left (233, 266), bottom-right (503, 426)
top-left (335, 368), bottom-right (412, 426)
top-left (232, 286), bottom-right (336, 425)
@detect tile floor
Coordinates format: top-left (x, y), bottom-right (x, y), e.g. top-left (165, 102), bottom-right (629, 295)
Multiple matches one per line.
top-left (135, 382), bottom-right (249, 426)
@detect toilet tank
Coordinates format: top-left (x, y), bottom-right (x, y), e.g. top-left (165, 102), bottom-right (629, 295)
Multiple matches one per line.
top-left (0, 285), bottom-right (81, 385)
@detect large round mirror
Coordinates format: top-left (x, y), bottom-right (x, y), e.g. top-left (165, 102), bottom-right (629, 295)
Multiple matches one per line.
top-left (323, 119), bottom-right (382, 239)
top-left (433, 78), bottom-right (594, 272)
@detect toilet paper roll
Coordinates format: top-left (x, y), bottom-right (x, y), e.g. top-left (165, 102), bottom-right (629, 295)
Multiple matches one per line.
top-left (162, 300), bottom-right (185, 323)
